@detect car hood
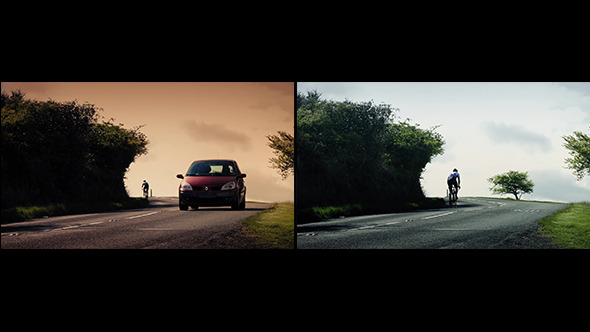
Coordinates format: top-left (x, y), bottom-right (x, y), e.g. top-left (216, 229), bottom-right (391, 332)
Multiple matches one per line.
top-left (184, 176), bottom-right (236, 186)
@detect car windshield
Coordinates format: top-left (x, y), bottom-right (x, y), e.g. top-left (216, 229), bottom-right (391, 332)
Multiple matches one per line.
top-left (186, 160), bottom-right (236, 176)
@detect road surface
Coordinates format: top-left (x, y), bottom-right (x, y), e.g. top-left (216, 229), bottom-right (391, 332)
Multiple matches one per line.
top-left (297, 197), bottom-right (567, 249)
top-left (1, 198), bottom-right (272, 249)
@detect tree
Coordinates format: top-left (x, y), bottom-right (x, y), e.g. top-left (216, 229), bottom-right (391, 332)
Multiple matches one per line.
top-left (296, 91), bottom-right (445, 209)
top-left (382, 121), bottom-right (445, 176)
top-left (86, 121), bottom-right (149, 199)
top-left (296, 91), bottom-right (396, 207)
top-left (563, 127), bottom-right (590, 180)
top-left (488, 170), bottom-right (534, 200)
top-left (266, 131), bottom-right (294, 179)
top-left (381, 121), bottom-right (445, 199)
top-left (1, 90), bottom-right (148, 208)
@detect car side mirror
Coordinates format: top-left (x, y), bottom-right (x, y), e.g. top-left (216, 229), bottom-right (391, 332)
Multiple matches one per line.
top-left (239, 173), bottom-right (247, 178)
top-left (176, 174), bottom-right (184, 179)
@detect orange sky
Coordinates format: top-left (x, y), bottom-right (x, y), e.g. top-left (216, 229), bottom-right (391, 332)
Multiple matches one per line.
top-left (2, 82), bottom-right (294, 202)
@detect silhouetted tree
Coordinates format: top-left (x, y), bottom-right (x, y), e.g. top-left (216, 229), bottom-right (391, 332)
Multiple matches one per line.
top-left (1, 90), bottom-right (149, 208)
top-left (267, 131), bottom-right (294, 179)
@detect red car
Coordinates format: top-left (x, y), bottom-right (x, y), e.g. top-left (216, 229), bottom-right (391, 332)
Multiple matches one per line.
top-left (176, 159), bottom-right (247, 210)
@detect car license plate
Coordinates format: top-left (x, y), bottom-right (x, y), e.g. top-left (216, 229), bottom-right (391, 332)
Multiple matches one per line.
top-left (198, 192), bottom-right (216, 198)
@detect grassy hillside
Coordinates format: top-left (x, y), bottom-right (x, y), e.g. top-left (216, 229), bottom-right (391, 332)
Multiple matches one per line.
top-left (539, 202), bottom-right (590, 249)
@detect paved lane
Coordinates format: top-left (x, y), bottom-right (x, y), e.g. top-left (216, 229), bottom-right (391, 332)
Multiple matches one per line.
top-left (297, 197), bottom-right (567, 249)
top-left (1, 198), bottom-right (271, 249)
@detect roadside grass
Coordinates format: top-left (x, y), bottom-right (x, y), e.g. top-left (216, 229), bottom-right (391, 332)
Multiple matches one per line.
top-left (1, 198), bottom-right (150, 224)
top-left (242, 202), bottom-right (294, 249)
top-left (485, 196), bottom-right (566, 204)
top-left (538, 202), bottom-right (590, 249)
top-left (297, 197), bottom-right (445, 224)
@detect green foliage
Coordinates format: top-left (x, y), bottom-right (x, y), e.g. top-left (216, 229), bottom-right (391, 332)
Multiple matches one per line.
top-left (266, 131), bottom-right (294, 179)
top-left (487, 170), bottom-right (534, 200)
top-left (296, 91), bottom-right (445, 210)
top-left (1, 90), bottom-right (149, 208)
top-left (563, 127), bottom-right (590, 180)
top-left (383, 121), bottom-right (445, 176)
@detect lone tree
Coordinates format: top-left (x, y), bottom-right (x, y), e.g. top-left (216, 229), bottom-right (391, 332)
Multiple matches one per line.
top-left (563, 127), bottom-right (590, 180)
top-left (488, 170), bottom-right (534, 200)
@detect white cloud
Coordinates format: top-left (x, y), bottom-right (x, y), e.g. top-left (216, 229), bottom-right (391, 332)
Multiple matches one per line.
top-left (481, 121), bottom-right (552, 152)
top-left (528, 169), bottom-right (590, 202)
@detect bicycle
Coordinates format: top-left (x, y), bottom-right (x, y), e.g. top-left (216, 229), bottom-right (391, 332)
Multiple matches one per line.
top-left (143, 187), bottom-right (149, 199)
top-left (447, 185), bottom-right (458, 207)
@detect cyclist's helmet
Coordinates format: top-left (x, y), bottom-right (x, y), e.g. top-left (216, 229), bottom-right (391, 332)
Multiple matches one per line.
top-left (453, 168), bottom-right (458, 172)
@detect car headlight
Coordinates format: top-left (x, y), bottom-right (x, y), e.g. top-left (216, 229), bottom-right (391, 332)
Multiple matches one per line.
top-left (180, 180), bottom-right (192, 191)
top-left (221, 181), bottom-right (236, 191)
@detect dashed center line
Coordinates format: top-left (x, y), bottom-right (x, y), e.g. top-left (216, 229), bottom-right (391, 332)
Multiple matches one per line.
top-left (59, 225), bottom-right (80, 230)
top-left (357, 225), bottom-right (376, 230)
top-left (422, 212), bottom-right (455, 220)
top-left (127, 211), bottom-right (159, 219)
top-left (46, 211), bottom-right (159, 232)
top-left (86, 221), bottom-right (104, 226)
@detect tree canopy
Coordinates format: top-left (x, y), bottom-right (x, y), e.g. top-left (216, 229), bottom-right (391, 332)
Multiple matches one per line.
top-left (487, 170), bottom-right (534, 200)
top-left (267, 131), bottom-right (294, 179)
top-left (1, 90), bottom-right (149, 208)
top-left (296, 91), bottom-right (444, 209)
top-left (563, 127), bottom-right (590, 180)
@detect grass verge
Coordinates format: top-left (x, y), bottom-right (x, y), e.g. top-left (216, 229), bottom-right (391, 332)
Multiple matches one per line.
top-left (242, 202), bottom-right (294, 249)
top-left (538, 202), bottom-right (590, 249)
top-left (1, 198), bottom-right (150, 224)
top-left (297, 197), bottom-right (445, 224)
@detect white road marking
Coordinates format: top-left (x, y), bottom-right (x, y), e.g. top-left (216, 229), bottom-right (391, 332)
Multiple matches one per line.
top-left (86, 221), bottom-right (104, 225)
top-left (357, 225), bottom-right (376, 230)
top-left (385, 221), bottom-right (401, 225)
top-left (139, 228), bottom-right (177, 231)
top-left (127, 211), bottom-right (159, 219)
top-left (435, 228), bottom-right (479, 231)
top-left (422, 212), bottom-right (455, 220)
top-left (34, 211), bottom-right (159, 233)
top-left (59, 225), bottom-right (80, 230)
top-left (53, 220), bottom-right (105, 231)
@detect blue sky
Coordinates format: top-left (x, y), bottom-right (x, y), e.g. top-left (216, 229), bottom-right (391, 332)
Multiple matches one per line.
top-left (297, 82), bottom-right (590, 202)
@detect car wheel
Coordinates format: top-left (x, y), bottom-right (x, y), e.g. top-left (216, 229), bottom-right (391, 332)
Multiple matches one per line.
top-left (179, 198), bottom-right (188, 211)
top-left (239, 195), bottom-right (246, 210)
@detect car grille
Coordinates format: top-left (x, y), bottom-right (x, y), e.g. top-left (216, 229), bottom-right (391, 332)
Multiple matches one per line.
top-left (192, 185), bottom-right (222, 191)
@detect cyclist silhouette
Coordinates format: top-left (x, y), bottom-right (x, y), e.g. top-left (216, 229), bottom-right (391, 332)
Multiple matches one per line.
top-left (142, 179), bottom-right (149, 198)
top-left (447, 169), bottom-right (461, 198)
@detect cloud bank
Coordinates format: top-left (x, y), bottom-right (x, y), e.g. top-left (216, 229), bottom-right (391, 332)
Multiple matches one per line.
top-left (481, 121), bottom-right (552, 152)
top-left (182, 120), bottom-right (253, 151)
top-left (529, 169), bottom-right (590, 202)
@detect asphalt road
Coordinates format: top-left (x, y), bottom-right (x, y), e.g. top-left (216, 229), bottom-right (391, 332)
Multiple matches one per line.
top-left (297, 197), bottom-right (568, 249)
top-left (1, 198), bottom-right (272, 249)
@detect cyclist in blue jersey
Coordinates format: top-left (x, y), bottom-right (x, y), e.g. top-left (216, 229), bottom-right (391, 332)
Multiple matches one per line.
top-left (447, 168), bottom-right (461, 198)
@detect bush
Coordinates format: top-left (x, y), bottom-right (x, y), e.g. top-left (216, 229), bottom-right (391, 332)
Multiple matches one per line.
top-left (1, 90), bottom-right (148, 209)
top-left (296, 91), bottom-right (444, 210)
